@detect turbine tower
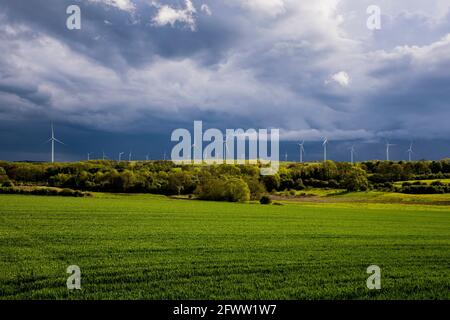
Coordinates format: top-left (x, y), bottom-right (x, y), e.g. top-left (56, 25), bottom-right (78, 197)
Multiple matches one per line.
top-left (223, 137), bottom-right (229, 153)
top-left (87, 152), bottom-right (92, 161)
top-left (407, 142), bottom-right (414, 162)
top-left (191, 143), bottom-right (196, 162)
top-left (46, 123), bottom-right (64, 163)
top-left (350, 145), bottom-right (355, 164)
top-left (119, 152), bottom-right (124, 161)
top-left (285, 151), bottom-right (288, 162)
top-left (128, 151), bottom-right (132, 162)
top-left (322, 137), bottom-right (328, 162)
top-left (298, 140), bottom-right (305, 163)
top-left (385, 141), bottom-right (396, 161)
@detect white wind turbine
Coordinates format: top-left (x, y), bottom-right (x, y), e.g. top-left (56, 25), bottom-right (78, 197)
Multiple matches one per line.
top-left (322, 137), bottom-right (328, 162)
top-left (385, 141), bottom-right (396, 161)
top-left (407, 142), bottom-right (414, 162)
top-left (128, 151), bottom-right (132, 162)
top-left (298, 140), bottom-right (305, 163)
top-left (119, 152), bottom-right (124, 161)
top-left (285, 151), bottom-right (288, 162)
top-left (46, 123), bottom-right (65, 163)
top-left (87, 152), bottom-right (92, 161)
top-left (191, 143), bottom-right (197, 162)
top-left (223, 136), bottom-right (232, 161)
top-left (350, 145), bottom-right (356, 164)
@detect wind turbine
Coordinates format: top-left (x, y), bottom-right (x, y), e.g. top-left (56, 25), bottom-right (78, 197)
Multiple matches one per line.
top-left (223, 136), bottom-right (232, 160)
top-left (102, 150), bottom-right (108, 160)
top-left (407, 142), bottom-right (414, 162)
top-left (350, 145), bottom-right (355, 164)
top-left (45, 123), bottom-right (64, 163)
top-left (385, 141), bottom-right (396, 161)
top-left (191, 143), bottom-right (197, 162)
top-left (128, 151), bottom-right (132, 162)
top-left (322, 137), bottom-right (328, 162)
top-left (119, 152), bottom-right (124, 161)
top-left (87, 152), bottom-right (92, 161)
top-left (298, 140), bottom-right (305, 163)
top-left (284, 151), bottom-right (288, 162)
top-left (145, 154), bottom-right (149, 161)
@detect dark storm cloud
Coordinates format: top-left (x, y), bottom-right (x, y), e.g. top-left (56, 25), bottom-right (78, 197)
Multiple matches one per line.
top-left (0, 82), bottom-right (51, 106)
top-left (0, 0), bottom-right (235, 69)
top-left (0, 0), bottom-right (450, 161)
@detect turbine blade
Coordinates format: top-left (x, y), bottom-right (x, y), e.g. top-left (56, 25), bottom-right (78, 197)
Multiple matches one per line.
top-left (54, 138), bottom-right (65, 145)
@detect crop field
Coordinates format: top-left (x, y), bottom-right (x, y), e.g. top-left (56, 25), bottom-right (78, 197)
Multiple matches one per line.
top-left (0, 193), bottom-right (449, 300)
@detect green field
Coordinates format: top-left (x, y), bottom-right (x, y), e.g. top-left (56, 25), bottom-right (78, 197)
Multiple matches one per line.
top-left (0, 193), bottom-right (449, 299)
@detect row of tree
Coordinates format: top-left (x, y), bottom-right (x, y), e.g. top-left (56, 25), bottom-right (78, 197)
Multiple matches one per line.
top-left (1, 159), bottom-right (449, 201)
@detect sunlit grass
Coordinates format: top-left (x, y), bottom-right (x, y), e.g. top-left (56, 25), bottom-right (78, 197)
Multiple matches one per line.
top-left (0, 193), bottom-right (449, 300)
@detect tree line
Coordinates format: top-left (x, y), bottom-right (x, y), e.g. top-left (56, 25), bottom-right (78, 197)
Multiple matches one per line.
top-left (1, 159), bottom-right (450, 201)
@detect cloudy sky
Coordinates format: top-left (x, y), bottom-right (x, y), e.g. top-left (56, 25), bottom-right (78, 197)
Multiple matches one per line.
top-left (0, 0), bottom-right (449, 162)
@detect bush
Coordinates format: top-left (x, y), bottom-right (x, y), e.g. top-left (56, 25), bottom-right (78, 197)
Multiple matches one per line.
top-left (328, 179), bottom-right (340, 189)
top-left (223, 177), bottom-right (251, 202)
top-left (2, 180), bottom-right (14, 187)
top-left (304, 179), bottom-right (329, 188)
top-left (402, 182), bottom-right (412, 187)
top-left (195, 176), bottom-right (250, 202)
top-left (401, 185), bottom-right (445, 194)
top-left (260, 195), bottom-right (272, 205)
top-left (262, 174), bottom-right (281, 192)
top-left (341, 167), bottom-right (369, 192)
top-left (0, 186), bottom-right (88, 197)
top-left (244, 176), bottom-right (266, 200)
top-left (294, 178), bottom-right (305, 190)
top-left (0, 167), bottom-right (8, 184)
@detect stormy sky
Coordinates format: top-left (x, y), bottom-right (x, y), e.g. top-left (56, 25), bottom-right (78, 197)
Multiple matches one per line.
top-left (0, 0), bottom-right (449, 162)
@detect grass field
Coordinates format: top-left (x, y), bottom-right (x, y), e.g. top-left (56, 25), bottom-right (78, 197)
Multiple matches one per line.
top-left (0, 193), bottom-right (449, 300)
top-left (274, 188), bottom-right (450, 205)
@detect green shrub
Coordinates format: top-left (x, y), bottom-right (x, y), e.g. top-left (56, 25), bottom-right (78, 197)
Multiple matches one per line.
top-left (328, 179), bottom-right (340, 189)
top-left (244, 176), bottom-right (266, 200)
top-left (401, 185), bottom-right (445, 194)
top-left (342, 167), bottom-right (369, 192)
top-left (195, 176), bottom-right (250, 202)
top-left (223, 177), bottom-right (250, 202)
top-left (294, 178), bottom-right (305, 190)
top-left (0, 186), bottom-right (87, 197)
top-left (260, 195), bottom-right (272, 205)
top-left (2, 180), bottom-right (14, 188)
top-left (262, 174), bottom-right (280, 192)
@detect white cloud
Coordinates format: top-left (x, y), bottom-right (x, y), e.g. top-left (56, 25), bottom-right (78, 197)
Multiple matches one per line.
top-left (232, 0), bottom-right (286, 17)
top-left (152, 0), bottom-right (197, 31)
top-left (328, 71), bottom-right (350, 87)
top-left (88, 0), bottom-right (136, 12)
top-left (201, 4), bottom-right (212, 16)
